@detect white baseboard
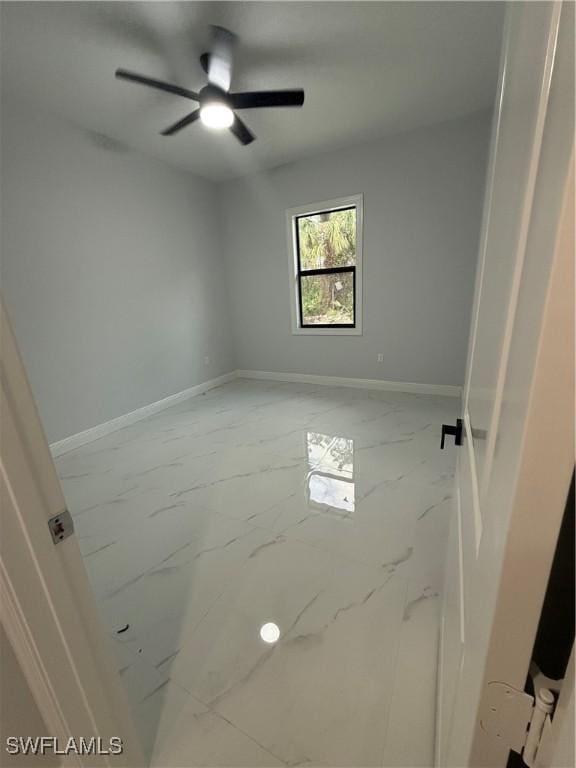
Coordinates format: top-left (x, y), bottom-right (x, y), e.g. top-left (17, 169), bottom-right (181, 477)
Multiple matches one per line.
top-left (50, 368), bottom-right (460, 457)
top-left (236, 369), bottom-right (462, 397)
top-left (49, 371), bottom-right (238, 457)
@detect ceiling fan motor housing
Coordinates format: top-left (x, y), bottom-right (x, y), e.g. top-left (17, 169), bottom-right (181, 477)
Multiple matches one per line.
top-left (199, 84), bottom-right (231, 108)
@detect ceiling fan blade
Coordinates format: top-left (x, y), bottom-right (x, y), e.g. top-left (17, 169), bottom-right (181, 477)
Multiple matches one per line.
top-left (229, 114), bottom-right (255, 146)
top-left (160, 110), bottom-right (201, 136)
top-left (115, 69), bottom-right (199, 101)
top-left (229, 90), bottom-right (305, 109)
top-left (207, 26), bottom-right (237, 91)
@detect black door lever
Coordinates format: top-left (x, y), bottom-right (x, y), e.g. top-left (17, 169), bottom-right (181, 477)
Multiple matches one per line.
top-left (440, 418), bottom-right (463, 449)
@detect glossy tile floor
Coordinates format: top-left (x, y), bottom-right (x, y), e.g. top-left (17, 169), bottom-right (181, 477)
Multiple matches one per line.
top-left (56, 380), bottom-right (458, 767)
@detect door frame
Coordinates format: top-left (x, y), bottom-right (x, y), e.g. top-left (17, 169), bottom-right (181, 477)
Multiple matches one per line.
top-left (436, 0), bottom-right (575, 762)
top-left (469, 146), bottom-right (574, 766)
top-left (437, 154), bottom-right (574, 767)
top-left (436, 136), bottom-right (574, 767)
top-left (0, 302), bottom-right (144, 767)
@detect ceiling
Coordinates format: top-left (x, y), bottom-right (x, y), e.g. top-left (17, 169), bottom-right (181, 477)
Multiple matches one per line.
top-left (0, 2), bottom-right (504, 181)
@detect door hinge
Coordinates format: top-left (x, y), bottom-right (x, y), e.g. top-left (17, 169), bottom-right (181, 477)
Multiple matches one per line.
top-left (48, 509), bottom-right (74, 545)
top-left (479, 664), bottom-right (562, 767)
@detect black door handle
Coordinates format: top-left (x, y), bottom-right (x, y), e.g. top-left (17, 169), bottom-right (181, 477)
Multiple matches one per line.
top-left (441, 418), bottom-right (463, 449)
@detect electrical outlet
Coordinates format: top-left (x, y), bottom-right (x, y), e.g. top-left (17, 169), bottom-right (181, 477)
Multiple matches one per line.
top-left (377, 353), bottom-right (384, 363)
top-left (204, 356), bottom-right (210, 366)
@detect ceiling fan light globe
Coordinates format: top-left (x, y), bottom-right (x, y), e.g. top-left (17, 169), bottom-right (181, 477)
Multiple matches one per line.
top-left (200, 103), bottom-right (234, 129)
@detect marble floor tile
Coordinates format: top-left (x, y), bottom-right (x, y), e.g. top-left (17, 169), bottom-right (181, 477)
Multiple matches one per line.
top-left (381, 594), bottom-right (441, 767)
top-left (146, 685), bottom-right (285, 767)
top-left (56, 380), bottom-right (458, 767)
top-left (183, 547), bottom-right (408, 767)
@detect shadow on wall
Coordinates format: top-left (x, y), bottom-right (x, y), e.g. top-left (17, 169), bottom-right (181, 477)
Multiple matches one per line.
top-left (0, 625), bottom-right (61, 767)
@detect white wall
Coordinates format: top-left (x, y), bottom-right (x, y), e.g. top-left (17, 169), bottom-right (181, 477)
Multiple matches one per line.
top-left (220, 111), bottom-right (491, 386)
top-left (1, 98), bottom-right (235, 443)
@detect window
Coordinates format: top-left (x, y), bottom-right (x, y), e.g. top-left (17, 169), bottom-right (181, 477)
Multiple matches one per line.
top-left (287, 195), bottom-right (363, 335)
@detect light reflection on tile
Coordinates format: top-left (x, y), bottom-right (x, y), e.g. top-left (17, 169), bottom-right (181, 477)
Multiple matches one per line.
top-left (56, 380), bottom-right (458, 767)
top-left (307, 431), bottom-right (355, 515)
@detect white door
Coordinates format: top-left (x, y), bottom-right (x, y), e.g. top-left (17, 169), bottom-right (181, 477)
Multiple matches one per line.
top-left (0, 301), bottom-right (144, 766)
top-left (437, 2), bottom-right (574, 767)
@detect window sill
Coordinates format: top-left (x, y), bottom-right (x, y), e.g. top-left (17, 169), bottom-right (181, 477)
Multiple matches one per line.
top-left (291, 326), bottom-right (363, 336)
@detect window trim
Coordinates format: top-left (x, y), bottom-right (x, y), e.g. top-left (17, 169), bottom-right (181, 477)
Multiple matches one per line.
top-left (286, 194), bottom-right (363, 336)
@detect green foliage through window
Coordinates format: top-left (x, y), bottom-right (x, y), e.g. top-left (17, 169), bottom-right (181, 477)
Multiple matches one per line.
top-left (298, 208), bottom-right (356, 270)
top-left (296, 207), bottom-right (356, 326)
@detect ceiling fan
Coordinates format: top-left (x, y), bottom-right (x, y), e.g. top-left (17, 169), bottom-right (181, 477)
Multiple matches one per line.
top-left (115, 25), bottom-right (305, 145)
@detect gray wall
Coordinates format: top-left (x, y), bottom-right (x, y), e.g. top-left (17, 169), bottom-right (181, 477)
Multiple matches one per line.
top-left (1, 104), bottom-right (490, 445)
top-left (220, 111), bottom-right (491, 385)
top-left (1, 98), bottom-right (235, 443)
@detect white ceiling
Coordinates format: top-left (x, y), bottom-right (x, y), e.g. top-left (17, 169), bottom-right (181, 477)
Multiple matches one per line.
top-left (0, 2), bottom-right (504, 181)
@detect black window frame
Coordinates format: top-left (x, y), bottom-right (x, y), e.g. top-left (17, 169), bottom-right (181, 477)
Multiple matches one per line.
top-left (294, 205), bottom-right (357, 329)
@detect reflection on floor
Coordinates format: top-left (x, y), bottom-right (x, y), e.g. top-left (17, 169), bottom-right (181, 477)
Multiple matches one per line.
top-left (56, 380), bottom-right (458, 767)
